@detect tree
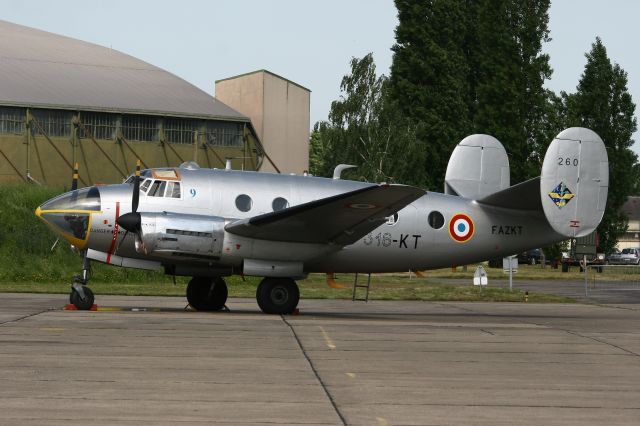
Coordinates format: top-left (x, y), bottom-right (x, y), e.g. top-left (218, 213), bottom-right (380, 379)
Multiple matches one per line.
top-left (563, 38), bottom-right (638, 253)
top-left (387, 0), bottom-right (553, 188)
top-left (309, 53), bottom-right (388, 181)
top-left (310, 54), bottom-right (409, 183)
top-left (388, 0), bottom-right (471, 190)
top-left (631, 162), bottom-right (640, 196)
top-left (472, 0), bottom-right (553, 182)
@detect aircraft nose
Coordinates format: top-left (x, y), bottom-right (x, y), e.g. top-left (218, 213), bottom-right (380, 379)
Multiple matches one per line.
top-left (36, 186), bottom-right (102, 248)
top-left (38, 186), bottom-right (101, 212)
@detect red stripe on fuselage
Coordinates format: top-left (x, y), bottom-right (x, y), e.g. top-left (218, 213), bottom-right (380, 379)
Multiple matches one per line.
top-left (106, 202), bottom-right (120, 264)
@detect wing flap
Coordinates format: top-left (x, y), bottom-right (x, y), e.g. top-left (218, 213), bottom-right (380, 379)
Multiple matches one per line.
top-left (225, 184), bottom-right (425, 245)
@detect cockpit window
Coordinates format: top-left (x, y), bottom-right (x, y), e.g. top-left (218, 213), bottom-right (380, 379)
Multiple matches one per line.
top-left (148, 180), bottom-right (166, 197)
top-left (124, 170), bottom-right (152, 183)
top-left (40, 186), bottom-right (101, 211)
top-left (167, 182), bottom-right (181, 198)
top-left (43, 212), bottom-right (90, 240)
top-left (140, 179), bottom-right (151, 193)
top-left (147, 181), bottom-right (159, 196)
top-left (143, 180), bottom-right (182, 198)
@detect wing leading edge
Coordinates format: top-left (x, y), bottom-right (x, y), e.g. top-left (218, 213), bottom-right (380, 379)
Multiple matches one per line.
top-left (225, 184), bottom-right (425, 245)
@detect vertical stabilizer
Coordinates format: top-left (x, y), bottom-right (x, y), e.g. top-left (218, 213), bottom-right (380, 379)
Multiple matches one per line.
top-left (540, 127), bottom-right (608, 238)
top-left (445, 134), bottom-right (510, 199)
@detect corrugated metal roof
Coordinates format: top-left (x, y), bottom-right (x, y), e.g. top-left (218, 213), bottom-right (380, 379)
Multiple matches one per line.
top-left (0, 20), bottom-right (247, 121)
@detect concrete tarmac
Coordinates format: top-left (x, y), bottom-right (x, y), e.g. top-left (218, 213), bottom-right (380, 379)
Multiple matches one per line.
top-left (1, 293), bottom-right (639, 425)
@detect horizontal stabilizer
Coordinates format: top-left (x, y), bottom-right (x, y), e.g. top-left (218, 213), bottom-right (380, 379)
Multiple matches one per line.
top-left (225, 184), bottom-right (425, 245)
top-left (476, 177), bottom-right (541, 211)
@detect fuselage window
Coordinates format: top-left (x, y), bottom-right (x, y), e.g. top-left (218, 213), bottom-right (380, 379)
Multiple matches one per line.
top-left (235, 194), bottom-right (252, 212)
top-left (140, 179), bottom-right (151, 193)
top-left (387, 213), bottom-right (399, 225)
top-left (272, 197), bottom-right (289, 211)
top-left (428, 211), bottom-right (445, 229)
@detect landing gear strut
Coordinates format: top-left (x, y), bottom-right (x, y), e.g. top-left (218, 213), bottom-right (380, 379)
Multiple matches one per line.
top-left (186, 277), bottom-right (228, 311)
top-left (256, 278), bottom-right (300, 315)
top-left (70, 252), bottom-right (95, 310)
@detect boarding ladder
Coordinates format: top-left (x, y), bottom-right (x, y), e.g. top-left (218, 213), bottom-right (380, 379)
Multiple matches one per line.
top-left (352, 273), bottom-right (372, 302)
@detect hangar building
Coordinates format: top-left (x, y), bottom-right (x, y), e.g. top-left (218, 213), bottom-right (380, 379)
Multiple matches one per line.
top-left (0, 20), bottom-right (266, 187)
top-left (216, 70), bottom-right (310, 174)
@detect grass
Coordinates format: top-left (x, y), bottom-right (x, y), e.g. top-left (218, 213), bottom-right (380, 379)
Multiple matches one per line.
top-left (424, 264), bottom-right (640, 281)
top-left (0, 271), bottom-right (573, 303)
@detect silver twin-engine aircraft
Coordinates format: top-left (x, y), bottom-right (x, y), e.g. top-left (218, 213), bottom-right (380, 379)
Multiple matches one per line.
top-left (36, 127), bottom-right (609, 313)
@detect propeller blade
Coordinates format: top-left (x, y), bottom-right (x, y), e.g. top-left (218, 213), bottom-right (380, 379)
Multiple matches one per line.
top-left (113, 229), bottom-right (129, 256)
top-left (115, 159), bottom-right (143, 255)
top-left (131, 159), bottom-right (141, 213)
top-left (71, 163), bottom-right (79, 191)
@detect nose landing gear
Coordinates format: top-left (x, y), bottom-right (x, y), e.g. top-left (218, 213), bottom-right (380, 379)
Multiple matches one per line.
top-left (70, 251), bottom-right (95, 310)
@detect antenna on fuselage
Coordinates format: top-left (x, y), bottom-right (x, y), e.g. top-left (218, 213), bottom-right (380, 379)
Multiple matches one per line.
top-left (333, 164), bottom-right (357, 180)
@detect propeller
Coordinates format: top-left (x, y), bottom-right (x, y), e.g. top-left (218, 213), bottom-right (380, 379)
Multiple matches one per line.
top-left (71, 162), bottom-right (79, 191)
top-left (115, 160), bottom-right (142, 253)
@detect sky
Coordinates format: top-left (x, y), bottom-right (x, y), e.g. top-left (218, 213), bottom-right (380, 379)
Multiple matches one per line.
top-left (2, 0), bottom-right (638, 155)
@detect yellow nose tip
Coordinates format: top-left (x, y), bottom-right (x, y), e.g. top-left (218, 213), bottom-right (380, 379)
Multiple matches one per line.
top-left (35, 206), bottom-right (42, 219)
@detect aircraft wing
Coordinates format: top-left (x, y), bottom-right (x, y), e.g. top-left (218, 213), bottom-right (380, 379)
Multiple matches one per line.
top-left (225, 184), bottom-right (425, 245)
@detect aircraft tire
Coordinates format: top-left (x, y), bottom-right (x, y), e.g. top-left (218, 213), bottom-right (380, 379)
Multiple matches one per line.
top-left (256, 278), bottom-right (299, 315)
top-left (70, 286), bottom-right (94, 310)
top-left (187, 277), bottom-right (228, 311)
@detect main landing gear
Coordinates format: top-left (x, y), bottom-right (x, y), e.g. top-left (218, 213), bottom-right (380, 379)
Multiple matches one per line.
top-left (70, 252), bottom-right (95, 310)
top-left (256, 277), bottom-right (300, 315)
top-left (186, 277), bottom-right (228, 311)
top-left (185, 276), bottom-right (300, 315)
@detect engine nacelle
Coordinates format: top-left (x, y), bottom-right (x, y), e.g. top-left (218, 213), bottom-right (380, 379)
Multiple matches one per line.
top-left (135, 212), bottom-right (225, 260)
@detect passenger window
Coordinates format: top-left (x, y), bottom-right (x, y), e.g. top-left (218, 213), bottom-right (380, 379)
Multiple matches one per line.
top-left (235, 194), bottom-right (252, 212)
top-left (428, 211), bottom-right (445, 229)
top-left (387, 213), bottom-right (399, 225)
top-left (272, 197), bottom-right (289, 211)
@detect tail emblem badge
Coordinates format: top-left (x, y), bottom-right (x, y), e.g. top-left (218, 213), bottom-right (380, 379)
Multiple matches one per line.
top-left (548, 182), bottom-right (575, 209)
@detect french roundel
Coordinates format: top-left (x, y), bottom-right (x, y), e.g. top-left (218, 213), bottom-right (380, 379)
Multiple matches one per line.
top-left (448, 213), bottom-right (475, 243)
